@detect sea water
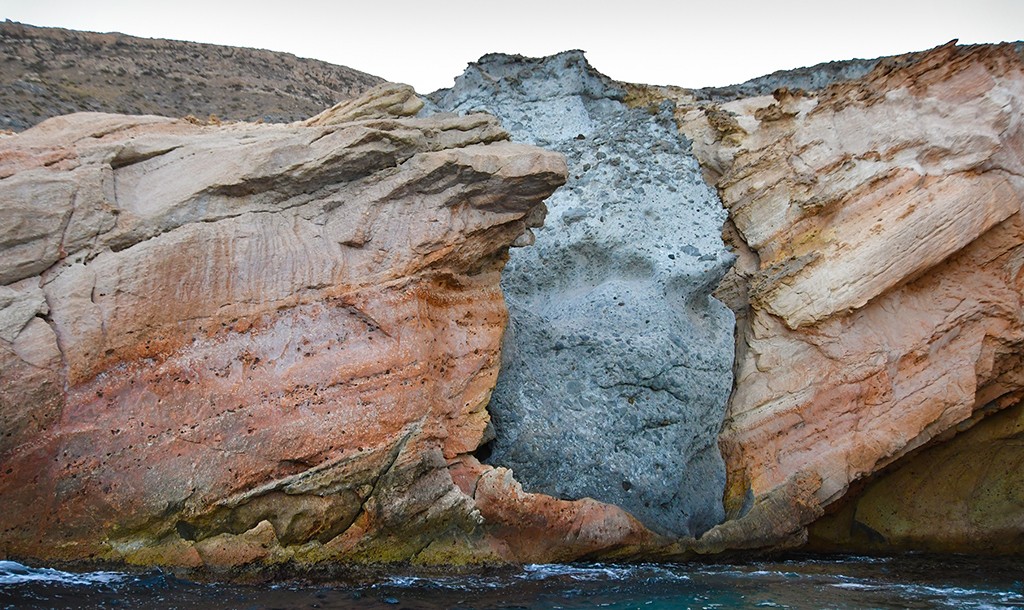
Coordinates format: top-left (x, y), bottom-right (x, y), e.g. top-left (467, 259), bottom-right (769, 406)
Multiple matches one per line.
top-left (2, 555), bottom-right (1022, 609)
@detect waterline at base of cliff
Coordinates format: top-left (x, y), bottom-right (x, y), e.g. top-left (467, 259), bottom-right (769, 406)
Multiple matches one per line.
top-left (3, 555), bottom-right (1023, 609)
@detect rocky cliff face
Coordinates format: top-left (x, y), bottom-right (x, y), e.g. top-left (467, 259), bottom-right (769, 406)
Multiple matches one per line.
top-left (429, 52), bottom-right (737, 539)
top-left (0, 21), bottom-right (384, 131)
top-left (654, 41), bottom-right (1024, 550)
top-left (2, 26), bottom-right (1023, 571)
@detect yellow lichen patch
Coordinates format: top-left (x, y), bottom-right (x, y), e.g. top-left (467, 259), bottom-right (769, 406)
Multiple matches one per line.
top-left (118, 536), bottom-right (204, 568)
top-left (410, 533), bottom-right (504, 566)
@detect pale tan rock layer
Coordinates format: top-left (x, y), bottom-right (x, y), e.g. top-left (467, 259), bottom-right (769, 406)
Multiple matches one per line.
top-left (667, 42), bottom-right (1024, 548)
top-left (0, 86), bottom-right (667, 568)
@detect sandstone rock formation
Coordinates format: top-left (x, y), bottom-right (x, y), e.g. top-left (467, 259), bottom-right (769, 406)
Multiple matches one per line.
top-left (0, 84), bottom-right (674, 569)
top-left (0, 21), bottom-right (384, 131)
top-left (656, 41), bottom-right (1024, 550)
top-left (429, 52), bottom-right (737, 538)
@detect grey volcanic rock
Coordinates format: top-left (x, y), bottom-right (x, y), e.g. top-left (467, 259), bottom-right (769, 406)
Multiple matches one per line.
top-left (429, 51), bottom-right (736, 537)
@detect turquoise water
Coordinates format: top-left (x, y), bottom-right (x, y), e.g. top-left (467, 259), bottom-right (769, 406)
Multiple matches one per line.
top-left (2, 555), bottom-right (1022, 609)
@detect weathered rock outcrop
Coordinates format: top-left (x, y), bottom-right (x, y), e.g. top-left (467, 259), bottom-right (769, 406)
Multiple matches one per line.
top-left (690, 56), bottom-right (880, 103)
top-left (429, 52), bottom-right (737, 538)
top-left (0, 84), bottom-right (674, 569)
top-left (654, 41), bottom-right (1024, 550)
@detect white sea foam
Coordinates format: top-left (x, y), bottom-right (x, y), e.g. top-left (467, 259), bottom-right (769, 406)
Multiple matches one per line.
top-left (0, 560), bottom-right (126, 586)
top-left (376, 573), bottom-right (504, 591)
top-left (519, 563), bottom-right (691, 583)
top-left (830, 582), bottom-right (884, 590)
top-left (374, 563), bottom-right (693, 592)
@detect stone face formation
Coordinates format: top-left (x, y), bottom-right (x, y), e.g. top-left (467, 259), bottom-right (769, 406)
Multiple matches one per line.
top-left (429, 51), bottom-right (737, 538)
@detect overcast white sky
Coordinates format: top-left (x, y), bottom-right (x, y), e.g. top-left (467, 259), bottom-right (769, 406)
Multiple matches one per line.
top-left (2, 0), bottom-right (1022, 92)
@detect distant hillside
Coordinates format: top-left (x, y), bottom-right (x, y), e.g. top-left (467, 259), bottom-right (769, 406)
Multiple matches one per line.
top-left (0, 21), bottom-right (385, 131)
top-left (689, 41), bottom-right (1024, 102)
top-left (690, 57), bottom-right (880, 102)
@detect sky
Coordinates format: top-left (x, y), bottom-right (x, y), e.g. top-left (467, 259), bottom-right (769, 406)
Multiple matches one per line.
top-left (1, 0), bottom-right (1022, 93)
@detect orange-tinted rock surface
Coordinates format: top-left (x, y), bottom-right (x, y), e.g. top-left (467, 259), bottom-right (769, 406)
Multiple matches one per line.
top-left (0, 85), bottom-right (675, 570)
top-left (667, 42), bottom-right (1024, 549)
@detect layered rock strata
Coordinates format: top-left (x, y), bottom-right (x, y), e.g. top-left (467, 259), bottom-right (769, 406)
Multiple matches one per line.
top-left (654, 41), bottom-right (1024, 549)
top-left (429, 52), bottom-right (737, 538)
top-left (0, 84), bottom-right (671, 568)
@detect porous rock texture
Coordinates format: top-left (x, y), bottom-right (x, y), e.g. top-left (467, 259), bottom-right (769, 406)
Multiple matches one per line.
top-left (0, 84), bottom-right (673, 569)
top-left (655, 41), bottom-right (1024, 550)
top-left (429, 52), bottom-right (737, 538)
